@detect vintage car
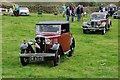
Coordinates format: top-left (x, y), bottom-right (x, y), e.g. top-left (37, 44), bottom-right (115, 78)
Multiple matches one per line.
top-left (20, 21), bottom-right (75, 66)
top-left (82, 12), bottom-right (112, 35)
top-left (112, 10), bottom-right (120, 19)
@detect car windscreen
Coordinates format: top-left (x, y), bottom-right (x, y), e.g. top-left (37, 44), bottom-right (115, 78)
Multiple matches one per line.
top-left (36, 25), bottom-right (61, 34)
top-left (91, 14), bottom-right (106, 19)
top-left (20, 7), bottom-right (28, 10)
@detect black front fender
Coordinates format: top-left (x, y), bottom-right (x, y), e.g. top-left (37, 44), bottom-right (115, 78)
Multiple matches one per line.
top-left (20, 43), bottom-right (28, 50)
top-left (20, 43), bottom-right (35, 53)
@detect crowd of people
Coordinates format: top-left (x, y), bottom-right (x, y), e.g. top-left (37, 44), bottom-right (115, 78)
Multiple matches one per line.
top-left (9, 4), bottom-right (20, 16)
top-left (62, 4), bottom-right (86, 22)
top-left (99, 4), bottom-right (116, 16)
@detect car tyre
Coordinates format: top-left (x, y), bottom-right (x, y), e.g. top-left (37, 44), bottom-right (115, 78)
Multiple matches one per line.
top-left (54, 48), bottom-right (60, 66)
top-left (83, 29), bottom-right (89, 34)
top-left (68, 45), bottom-right (74, 57)
top-left (101, 28), bottom-right (106, 35)
top-left (20, 49), bottom-right (29, 66)
top-left (68, 38), bottom-right (75, 57)
top-left (114, 16), bottom-right (116, 19)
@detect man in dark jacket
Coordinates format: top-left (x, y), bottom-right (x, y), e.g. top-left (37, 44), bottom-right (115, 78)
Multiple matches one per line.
top-left (66, 6), bottom-right (70, 21)
top-left (71, 6), bottom-right (75, 22)
top-left (76, 5), bottom-right (82, 22)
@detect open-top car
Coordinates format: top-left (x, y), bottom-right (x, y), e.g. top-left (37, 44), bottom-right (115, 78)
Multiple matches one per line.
top-left (20, 21), bottom-right (75, 66)
top-left (82, 12), bottom-right (112, 35)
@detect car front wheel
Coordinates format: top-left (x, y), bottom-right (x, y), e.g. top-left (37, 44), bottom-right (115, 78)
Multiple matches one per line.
top-left (68, 45), bottom-right (74, 57)
top-left (20, 49), bottom-right (29, 66)
top-left (83, 29), bottom-right (89, 34)
top-left (101, 28), bottom-right (106, 35)
top-left (68, 38), bottom-right (75, 57)
top-left (54, 48), bottom-right (60, 66)
top-left (114, 16), bottom-right (116, 19)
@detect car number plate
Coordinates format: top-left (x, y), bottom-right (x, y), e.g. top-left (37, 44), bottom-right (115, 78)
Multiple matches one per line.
top-left (39, 57), bottom-right (44, 61)
top-left (30, 57), bottom-right (44, 61)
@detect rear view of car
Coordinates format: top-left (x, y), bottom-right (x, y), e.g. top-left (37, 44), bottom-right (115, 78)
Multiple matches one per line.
top-left (19, 7), bottom-right (29, 16)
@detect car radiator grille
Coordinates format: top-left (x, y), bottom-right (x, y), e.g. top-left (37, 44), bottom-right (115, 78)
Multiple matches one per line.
top-left (91, 22), bottom-right (97, 27)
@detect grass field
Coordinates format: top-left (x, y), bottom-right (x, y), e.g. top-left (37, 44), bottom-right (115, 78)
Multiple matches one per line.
top-left (2, 13), bottom-right (118, 78)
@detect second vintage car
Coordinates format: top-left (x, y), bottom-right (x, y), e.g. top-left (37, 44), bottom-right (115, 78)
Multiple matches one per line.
top-left (20, 21), bottom-right (75, 66)
top-left (82, 12), bottom-right (112, 35)
top-left (112, 10), bottom-right (120, 19)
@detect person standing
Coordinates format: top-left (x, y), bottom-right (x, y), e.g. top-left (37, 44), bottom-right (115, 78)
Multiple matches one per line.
top-left (62, 4), bottom-right (66, 17)
top-left (16, 5), bottom-right (20, 16)
top-left (71, 6), bottom-right (75, 22)
top-left (76, 5), bottom-right (81, 22)
top-left (99, 4), bottom-right (103, 12)
top-left (66, 6), bottom-right (70, 21)
top-left (12, 5), bottom-right (16, 16)
top-left (69, 3), bottom-right (72, 15)
top-left (80, 5), bottom-right (84, 22)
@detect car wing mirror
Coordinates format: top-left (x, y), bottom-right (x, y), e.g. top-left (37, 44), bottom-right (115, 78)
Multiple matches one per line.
top-left (61, 29), bottom-right (66, 33)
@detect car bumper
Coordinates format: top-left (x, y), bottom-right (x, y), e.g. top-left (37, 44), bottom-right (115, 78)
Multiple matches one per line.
top-left (20, 53), bottom-right (55, 61)
top-left (83, 27), bottom-right (104, 31)
top-left (19, 12), bottom-right (29, 15)
top-left (20, 53), bottom-right (55, 57)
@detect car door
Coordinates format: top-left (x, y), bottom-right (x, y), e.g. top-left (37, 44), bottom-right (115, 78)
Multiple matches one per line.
top-left (59, 24), bottom-right (71, 52)
top-left (60, 32), bottom-right (71, 52)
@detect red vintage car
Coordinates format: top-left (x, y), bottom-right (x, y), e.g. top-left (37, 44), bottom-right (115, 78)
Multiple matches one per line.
top-left (20, 21), bottom-right (75, 66)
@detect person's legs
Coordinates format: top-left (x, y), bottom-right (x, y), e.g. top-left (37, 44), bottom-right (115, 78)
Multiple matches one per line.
top-left (67, 15), bottom-right (70, 21)
top-left (77, 14), bottom-right (80, 22)
top-left (72, 16), bottom-right (74, 22)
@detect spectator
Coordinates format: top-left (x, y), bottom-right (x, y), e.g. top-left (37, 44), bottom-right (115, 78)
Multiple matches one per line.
top-left (69, 3), bottom-right (72, 15)
top-left (108, 5), bottom-right (114, 16)
top-left (99, 4), bottom-right (103, 12)
top-left (66, 6), bottom-right (70, 21)
top-left (71, 6), bottom-right (75, 22)
top-left (62, 4), bottom-right (66, 17)
top-left (12, 5), bottom-right (16, 16)
top-left (102, 7), bottom-right (106, 12)
top-left (16, 5), bottom-right (20, 16)
top-left (76, 5), bottom-right (82, 22)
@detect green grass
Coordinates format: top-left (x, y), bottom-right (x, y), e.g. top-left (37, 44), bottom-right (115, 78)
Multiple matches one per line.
top-left (2, 13), bottom-right (118, 78)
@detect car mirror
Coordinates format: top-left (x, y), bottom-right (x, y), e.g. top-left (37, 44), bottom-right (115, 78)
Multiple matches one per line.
top-left (61, 29), bottom-right (66, 33)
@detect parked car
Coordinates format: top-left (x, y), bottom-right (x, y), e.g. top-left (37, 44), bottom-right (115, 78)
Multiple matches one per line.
top-left (82, 12), bottom-right (112, 35)
top-left (112, 10), bottom-right (120, 19)
top-left (19, 7), bottom-right (29, 16)
top-left (20, 21), bottom-right (75, 66)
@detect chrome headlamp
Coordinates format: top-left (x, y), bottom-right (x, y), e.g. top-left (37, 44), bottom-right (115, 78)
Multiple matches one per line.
top-left (97, 21), bottom-right (101, 25)
top-left (45, 39), bottom-right (51, 44)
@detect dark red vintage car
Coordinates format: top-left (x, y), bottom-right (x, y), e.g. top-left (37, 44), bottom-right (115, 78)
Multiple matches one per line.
top-left (82, 12), bottom-right (112, 35)
top-left (20, 21), bottom-right (75, 66)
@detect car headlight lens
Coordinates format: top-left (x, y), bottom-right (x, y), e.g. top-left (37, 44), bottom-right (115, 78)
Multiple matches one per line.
top-left (98, 21), bottom-right (101, 25)
top-left (45, 39), bottom-right (51, 44)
